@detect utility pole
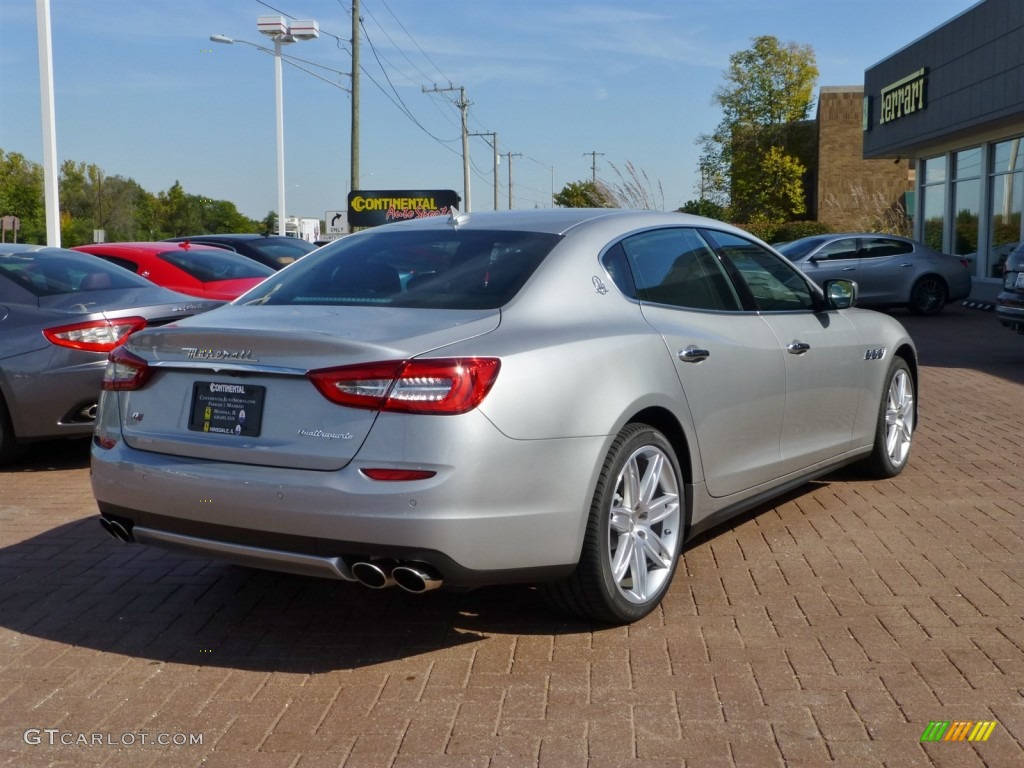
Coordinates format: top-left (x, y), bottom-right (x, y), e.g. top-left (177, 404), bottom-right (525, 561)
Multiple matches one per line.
top-left (471, 132), bottom-right (498, 210)
top-left (350, 0), bottom-right (360, 196)
top-left (423, 84), bottom-right (471, 211)
top-left (583, 151), bottom-right (604, 183)
top-left (504, 152), bottom-right (522, 209)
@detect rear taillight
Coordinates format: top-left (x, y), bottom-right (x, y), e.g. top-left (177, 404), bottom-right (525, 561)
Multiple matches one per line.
top-left (102, 346), bottom-right (153, 391)
top-left (308, 358), bottom-right (500, 415)
top-left (43, 316), bottom-right (147, 353)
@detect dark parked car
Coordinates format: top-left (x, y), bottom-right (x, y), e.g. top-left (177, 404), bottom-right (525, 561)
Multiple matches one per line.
top-left (777, 233), bottom-right (972, 315)
top-left (92, 210), bottom-right (917, 623)
top-left (162, 234), bottom-right (316, 270)
top-left (0, 243), bottom-right (220, 464)
top-left (996, 242), bottom-right (1024, 334)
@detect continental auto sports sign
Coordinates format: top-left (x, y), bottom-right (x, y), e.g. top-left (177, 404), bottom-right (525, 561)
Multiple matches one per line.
top-left (347, 189), bottom-right (460, 228)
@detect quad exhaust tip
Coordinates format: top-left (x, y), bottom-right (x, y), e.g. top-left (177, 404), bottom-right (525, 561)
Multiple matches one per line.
top-left (350, 560), bottom-right (397, 589)
top-left (99, 516), bottom-right (133, 544)
top-left (392, 564), bottom-right (443, 593)
top-left (350, 559), bottom-right (443, 593)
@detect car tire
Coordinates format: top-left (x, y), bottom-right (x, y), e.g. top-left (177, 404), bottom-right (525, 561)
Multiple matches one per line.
top-left (0, 395), bottom-right (25, 467)
top-left (861, 358), bottom-right (914, 478)
top-left (908, 275), bottom-right (948, 315)
top-left (542, 423), bottom-right (684, 624)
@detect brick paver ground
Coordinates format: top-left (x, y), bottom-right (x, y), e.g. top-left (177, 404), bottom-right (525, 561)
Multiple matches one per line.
top-left (0, 303), bottom-right (1021, 768)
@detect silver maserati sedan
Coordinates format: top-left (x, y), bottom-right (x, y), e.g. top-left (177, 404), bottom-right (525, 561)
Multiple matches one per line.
top-left (91, 210), bottom-right (917, 623)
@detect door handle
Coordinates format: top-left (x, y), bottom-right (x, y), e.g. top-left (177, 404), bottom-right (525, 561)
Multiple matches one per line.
top-left (787, 341), bottom-right (811, 355)
top-left (679, 346), bottom-right (710, 363)
top-left (842, 266), bottom-right (856, 271)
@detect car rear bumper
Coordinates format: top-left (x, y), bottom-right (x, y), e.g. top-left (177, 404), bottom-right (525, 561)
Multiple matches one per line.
top-left (90, 427), bottom-right (607, 586)
top-left (996, 295), bottom-right (1024, 331)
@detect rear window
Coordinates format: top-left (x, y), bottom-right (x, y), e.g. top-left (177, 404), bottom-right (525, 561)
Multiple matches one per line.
top-left (158, 249), bottom-right (274, 282)
top-left (0, 252), bottom-right (153, 297)
top-left (241, 229), bottom-right (561, 309)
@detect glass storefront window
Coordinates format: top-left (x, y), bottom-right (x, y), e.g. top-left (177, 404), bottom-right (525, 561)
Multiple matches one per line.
top-left (923, 156), bottom-right (947, 185)
top-left (953, 148), bottom-right (981, 260)
top-left (921, 155), bottom-right (947, 251)
top-left (989, 138), bottom-right (1023, 278)
top-left (992, 139), bottom-right (1024, 173)
top-left (955, 148), bottom-right (982, 179)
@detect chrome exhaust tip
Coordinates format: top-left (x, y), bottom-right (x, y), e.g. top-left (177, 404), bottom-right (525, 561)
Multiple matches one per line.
top-left (392, 563), bottom-right (443, 593)
top-left (80, 403), bottom-right (99, 420)
top-left (99, 516), bottom-right (133, 543)
top-left (350, 560), bottom-right (397, 589)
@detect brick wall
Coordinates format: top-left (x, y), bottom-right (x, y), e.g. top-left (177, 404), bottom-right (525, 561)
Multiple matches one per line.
top-left (816, 87), bottom-right (913, 233)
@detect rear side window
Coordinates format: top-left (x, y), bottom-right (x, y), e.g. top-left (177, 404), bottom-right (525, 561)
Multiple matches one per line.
top-left (0, 252), bottom-right (152, 297)
top-left (614, 227), bottom-right (742, 311)
top-left (241, 229), bottom-right (561, 309)
top-left (860, 238), bottom-right (913, 258)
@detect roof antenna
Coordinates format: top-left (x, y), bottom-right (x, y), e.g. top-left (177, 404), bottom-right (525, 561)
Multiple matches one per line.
top-left (447, 208), bottom-right (469, 229)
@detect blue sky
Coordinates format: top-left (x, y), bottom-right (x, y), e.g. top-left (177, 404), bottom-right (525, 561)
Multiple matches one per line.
top-left (1, 0), bottom-right (978, 222)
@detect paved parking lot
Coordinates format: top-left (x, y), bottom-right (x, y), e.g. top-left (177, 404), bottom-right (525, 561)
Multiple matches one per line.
top-left (1, 303), bottom-right (1022, 768)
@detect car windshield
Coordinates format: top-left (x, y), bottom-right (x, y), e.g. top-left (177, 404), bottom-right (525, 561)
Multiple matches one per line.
top-left (246, 238), bottom-right (316, 266)
top-left (776, 237), bottom-right (833, 260)
top-left (158, 249), bottom-right (274, 282)
top-left (241, 229), bottom-right (561, 309)
top-left (0, 251), bottom-right (153, 297)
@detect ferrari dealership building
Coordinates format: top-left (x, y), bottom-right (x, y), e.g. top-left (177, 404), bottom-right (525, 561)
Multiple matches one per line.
top-left (863, 0), bottom-right (1024, 286)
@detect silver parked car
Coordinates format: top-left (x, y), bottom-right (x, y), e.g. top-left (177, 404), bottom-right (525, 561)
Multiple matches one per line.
top-left (995, 241), bottom-right (1024, 333)
top-left (0, 243), bottom-right (221, 464)
top-left (92, 210), bottom-right (917, 623)
top-left (777, 233), bottom-right (972, 315)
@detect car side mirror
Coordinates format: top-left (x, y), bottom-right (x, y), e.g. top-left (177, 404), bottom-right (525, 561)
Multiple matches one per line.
top-left (824, 279), bottom-right (857, 309)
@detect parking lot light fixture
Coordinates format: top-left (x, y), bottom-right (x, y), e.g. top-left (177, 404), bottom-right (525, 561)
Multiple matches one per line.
top-left (211, 16), bottom-right (319, 237)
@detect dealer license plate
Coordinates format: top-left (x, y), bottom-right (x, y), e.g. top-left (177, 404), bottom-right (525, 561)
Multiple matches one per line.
top-left (188, 381), bottom-right (265, 437)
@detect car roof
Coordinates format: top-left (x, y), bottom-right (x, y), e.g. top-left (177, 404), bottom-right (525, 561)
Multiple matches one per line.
top-left (165, 234), bottom-right (292, 243)
top-left (77, 241), bottom-right (227, 253)
top-left (375, 208), bottom-right (756, 239)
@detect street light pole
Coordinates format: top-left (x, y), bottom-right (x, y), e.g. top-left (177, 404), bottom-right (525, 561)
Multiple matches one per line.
top-left (272, 35), bottom-right (286, 236)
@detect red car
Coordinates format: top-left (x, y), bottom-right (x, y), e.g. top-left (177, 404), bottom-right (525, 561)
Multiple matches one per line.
top-left (73, 242), bottom-right (274, 300)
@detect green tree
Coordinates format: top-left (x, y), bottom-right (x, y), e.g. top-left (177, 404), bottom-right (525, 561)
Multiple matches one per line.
top-left (697, 35), bottom-right (818, 224)
top-left (553, 180), bottom-right (609, 208)
top-left (158, 181), bottom-right (203, 237)
top-left (0, 151), bottom-right (45, 242)
top-left (679, 198), bottom-right (727, 220)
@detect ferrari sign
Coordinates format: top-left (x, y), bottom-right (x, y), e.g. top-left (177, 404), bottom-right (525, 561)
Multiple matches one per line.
top-left (347, 189), bottom-right (460, 228)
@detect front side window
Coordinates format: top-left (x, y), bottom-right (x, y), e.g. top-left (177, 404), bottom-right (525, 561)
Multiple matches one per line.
top-left (705, 230), bottom-right (816, 312)
top-left (815, 238), bottom-right (860, 260)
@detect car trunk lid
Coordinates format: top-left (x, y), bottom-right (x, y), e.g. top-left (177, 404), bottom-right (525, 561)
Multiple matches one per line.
top-left (114, 305), bottom-right (499, 469)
